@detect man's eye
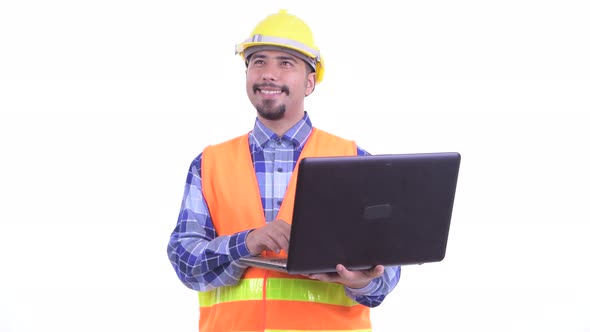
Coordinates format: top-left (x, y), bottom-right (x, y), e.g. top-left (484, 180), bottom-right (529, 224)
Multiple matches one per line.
top-left (252, 59), bottom-right (264, 65)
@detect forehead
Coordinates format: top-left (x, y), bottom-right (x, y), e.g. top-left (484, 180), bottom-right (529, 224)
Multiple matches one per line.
top-left (249, 50), bottom-right (301, 62)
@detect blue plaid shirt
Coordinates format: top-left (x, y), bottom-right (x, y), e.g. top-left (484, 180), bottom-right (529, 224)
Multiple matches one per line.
top-left (167, 113), bottom-right (401, 307)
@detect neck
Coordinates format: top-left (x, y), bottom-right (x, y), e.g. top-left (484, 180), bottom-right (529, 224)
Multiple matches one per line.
top-left (258, 110), bottom-right (305, 137)
top-left (258, 118), bottom-right (298, 137)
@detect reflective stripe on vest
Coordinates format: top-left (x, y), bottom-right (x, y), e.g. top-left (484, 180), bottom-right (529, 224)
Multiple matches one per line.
top-left (199, 278), bottom-right (357, 307)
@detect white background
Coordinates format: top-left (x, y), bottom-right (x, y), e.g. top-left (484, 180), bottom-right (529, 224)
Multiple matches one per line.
top-left (1, 1), bottom-right (589, 331)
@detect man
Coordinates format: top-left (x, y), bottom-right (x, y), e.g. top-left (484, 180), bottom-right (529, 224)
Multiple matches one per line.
top-left (167, 9), bottom-right (401, 331)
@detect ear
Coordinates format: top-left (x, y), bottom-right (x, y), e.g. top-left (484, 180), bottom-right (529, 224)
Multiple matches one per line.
top-left (305, 72), bottom-right (316, 97)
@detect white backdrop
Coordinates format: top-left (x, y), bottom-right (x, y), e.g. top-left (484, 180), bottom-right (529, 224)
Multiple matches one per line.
top-left (1, 1), bottom-right (589, 331)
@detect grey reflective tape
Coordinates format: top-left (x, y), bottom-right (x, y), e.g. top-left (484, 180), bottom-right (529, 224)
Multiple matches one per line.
top-left (239, 34), bottom-right (320, 61)
top-left (254, 34), bottom-right (264, 43)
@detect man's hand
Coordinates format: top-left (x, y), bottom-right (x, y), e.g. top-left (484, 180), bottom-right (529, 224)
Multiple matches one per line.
top-left (307, 264), bottom-right (385, 289)
top-left (245, 219), bottom-right (291, 256)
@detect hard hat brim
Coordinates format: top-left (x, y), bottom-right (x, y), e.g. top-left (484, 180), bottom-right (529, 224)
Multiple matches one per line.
top-left (243, 45), bottom-right (317, 72)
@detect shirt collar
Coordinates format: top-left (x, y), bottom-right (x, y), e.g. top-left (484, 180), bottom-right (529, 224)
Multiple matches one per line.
top-left (250, 112), bottom-right (313, 150)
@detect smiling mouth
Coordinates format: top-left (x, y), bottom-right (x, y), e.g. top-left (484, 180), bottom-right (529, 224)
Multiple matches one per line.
top-left (258, 88), bottom-right (282, 95)
top-left (253, 84), bottom-right (289, 96)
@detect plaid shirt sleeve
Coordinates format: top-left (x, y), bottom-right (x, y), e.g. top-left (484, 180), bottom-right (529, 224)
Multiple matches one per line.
top-left (167, 153), bottom-right (252, 291)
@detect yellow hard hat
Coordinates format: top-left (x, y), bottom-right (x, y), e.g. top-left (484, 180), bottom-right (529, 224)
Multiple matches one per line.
top-left (235, 9), bottom-right (324, 84)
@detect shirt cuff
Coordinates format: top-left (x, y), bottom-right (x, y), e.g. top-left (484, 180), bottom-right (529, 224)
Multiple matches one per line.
top-left (345, 278), bottom-right (382, 297)
top-left (228, 229), bottom-right (253, 261)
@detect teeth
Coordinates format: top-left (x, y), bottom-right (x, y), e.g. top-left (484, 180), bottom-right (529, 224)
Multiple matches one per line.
top-left (260, 89), bottom-right (281, 95)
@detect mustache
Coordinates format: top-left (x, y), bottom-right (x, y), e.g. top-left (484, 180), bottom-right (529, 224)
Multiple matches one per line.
top-left (253, 83), bottom-right (290, 96)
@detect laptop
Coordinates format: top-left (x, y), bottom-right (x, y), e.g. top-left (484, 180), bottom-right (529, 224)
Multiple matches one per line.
top-left (239, 152), bottom-right (461, 274)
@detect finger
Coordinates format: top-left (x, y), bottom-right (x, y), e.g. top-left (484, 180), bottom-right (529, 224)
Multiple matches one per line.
top-left (274, 218), bottom-right (291, 229)
top-left (254, 231), bottom-right (277, 253)
top-left (263, 232), bottom-right (289, 253)
top-left (307, 272), bottom-right (337, 283)
top-left (336, 264), bottom-right (384, 280)
top-left (270, 227), bottom-right (289, 251)
top-left (275, 220), bottom-right (291, 239)
top-left (359, 265), bottom-right (384, 279)
top-left (266, 236), bottom-right (285, 253)
top-left (270, 220), bottom-right (290, 251)
top-left (335, 264), bottom-right (357, 279)
top-left (271, 236), bottom-right (288, 253)
top-left (371, 265), bottom-right (385, 277)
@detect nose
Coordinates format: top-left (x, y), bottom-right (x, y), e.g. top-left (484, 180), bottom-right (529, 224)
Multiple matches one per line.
top-left (261, 65), bottom-right (278, 81)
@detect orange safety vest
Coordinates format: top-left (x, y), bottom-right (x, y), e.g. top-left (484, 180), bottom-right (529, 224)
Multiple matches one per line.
top-left (200, 128), bottom-right (371, 332)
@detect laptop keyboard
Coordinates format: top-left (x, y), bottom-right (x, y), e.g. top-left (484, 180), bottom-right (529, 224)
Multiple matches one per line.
top-left (268, 258), bottom-right (287, 264)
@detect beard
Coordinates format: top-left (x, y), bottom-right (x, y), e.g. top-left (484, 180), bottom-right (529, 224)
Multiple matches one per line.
top-left (252, 83), bottom-right (289, 121)
top-left (256, 101), bottom-right (286, 120)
